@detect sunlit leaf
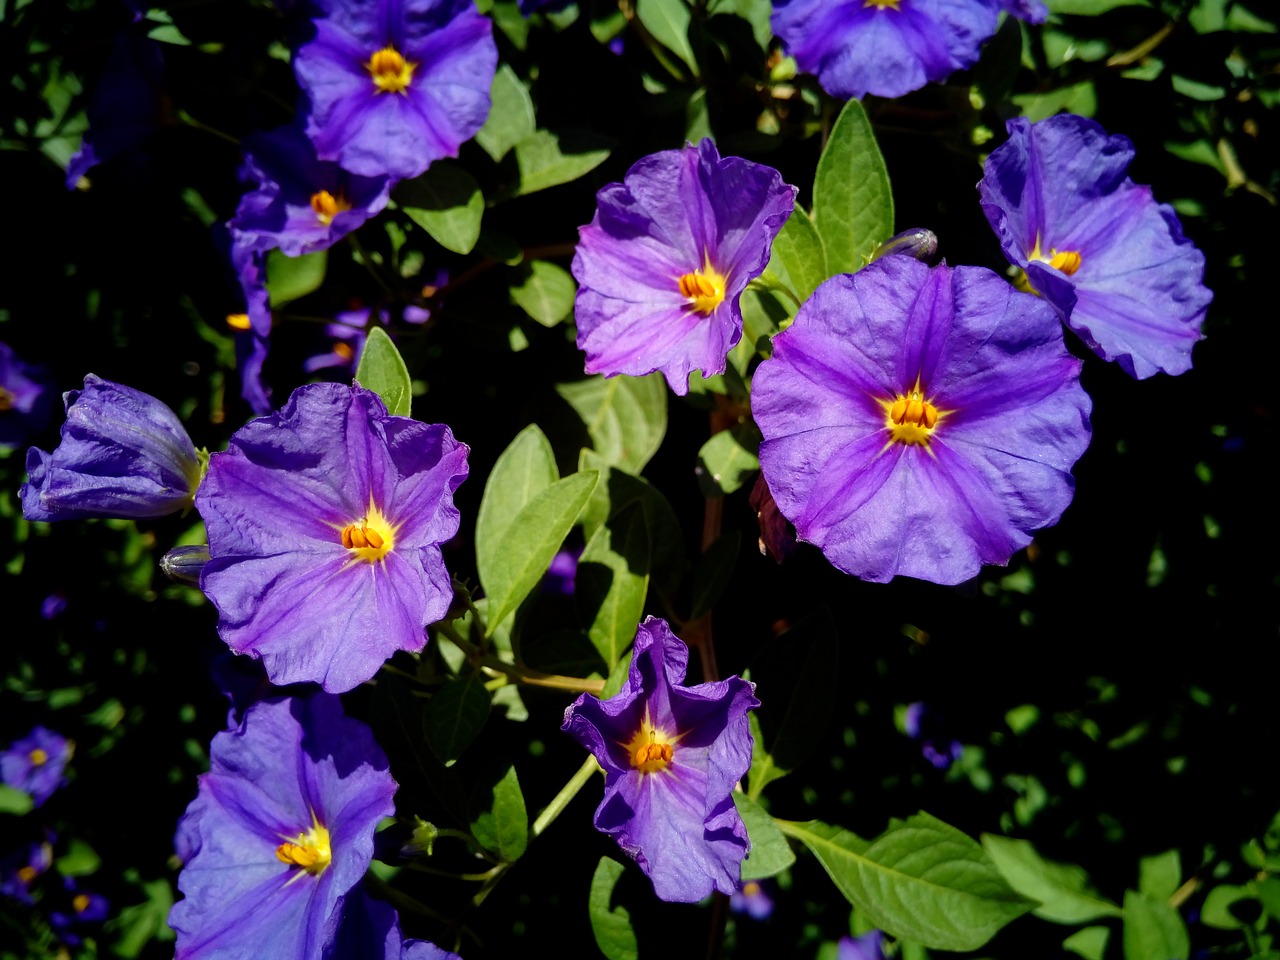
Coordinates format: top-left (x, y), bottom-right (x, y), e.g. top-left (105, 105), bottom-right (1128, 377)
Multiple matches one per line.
top-left (589, 857), bottom-right (639, 960)
top-left (355, 327), bottom-right (412, 417)
top-left (475, 64), bottom-right (536, 161)
top-left (557, 374), bottom-right (667, 474)
top-left (577, 501), bottom-right (650, 669)
top-left (982, 834), bottom-right (1122, 923)
top-left (510, 260), bottom-right (576, 327)
top-left (735, 793), bottom-right (796, 881)
top-left (513, 129), bottom-right (610, 196)
top-left (265, 248), bottom-right (327, 307)
top-left (399, 162), bottom-right (485, 255)
top-left (1122, 889), bottom-right (1190, 960)
top-left (812, 100), bottom-right (894, 274)
top-left (476, 424), bottom-right (559, 601)
top-left (470, 762), bottom-right (529, 862)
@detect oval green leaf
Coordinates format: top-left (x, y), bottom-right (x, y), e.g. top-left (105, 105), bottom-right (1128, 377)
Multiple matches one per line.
top-left (398, 162), bottom-right (485, 255)
top-left (812, 100), bottom-right (893, 274)
top-left (476, 424), bottom-right (559, 599)
top-left (354, 327), bottom-right (412, 417)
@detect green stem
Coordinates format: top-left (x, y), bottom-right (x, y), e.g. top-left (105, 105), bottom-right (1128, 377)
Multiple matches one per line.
top-left (437, 622), bottom-right (605, 695)
top-left (533, 755), bottom-right (600, 839)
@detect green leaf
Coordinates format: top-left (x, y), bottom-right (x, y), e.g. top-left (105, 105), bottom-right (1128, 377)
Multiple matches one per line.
top-left (696, 427), bottom-right (759, 497)
top-left (1013, 81), bottom-right (1097, 122)
top-left (747, 610), bottom-right (839, 798)
top-left (354, 327), bottom-right (413, 417)
top-left (1123, 889), bottom-right (1190, 960)
top-left (734, 794), bottom-right (796, 881)
top-left (398, 162), bottom-right (485, 255)
top-left (0, 784), bottom-right (32, 815)
top-left (557, 374), bottom-right (667, 474)
top-left (1063, 926), bottom-right (1111, 960)
top-left (510, 260), bottom-right (576, 327)
top-left (266, 248), bottom-right (327, 307)
top-left (778, 813), bottom-right (1035, 951)
top-left (982, 835), bottom-right (1121, 923)
top-left (428, 669), bottom-right (491, 765)
top-left (636, 0), bottom-right (698, 76)
top-left (513, 129), bottom-right (611, 196)
top-left (1200, 884), bottom-right (1251, 930)
top-left (1138, 849), bottom-right (1181, 900)
top-left (708, 0), bottom-right (772, 49)
top-left (470, 762), bottom-right (529, 862)
top-left (812, 100), bottom-right (894, 274)
top-left (577, 502), bottom-right (650, 670)
top-left (56, 838), bottom-right (101, 876)
top-left (690, 530), bottom-right (740, 620)
top-left (767, 204), bottom-right (828, 303)
top-left (685, 87), bottom-right (712, 143)
top-left (110, 879), bottom-right (175, 958)
top-left (482, 471), bottom-right (600, 629)
top-left (589, 857), bottom-right (639, 960)
top-left (1049, 0), bottom-right (1147, 12)
top-left (476, 424), bottom-right (559, 603)
top-left (475, 64), bottom-right (536, 161)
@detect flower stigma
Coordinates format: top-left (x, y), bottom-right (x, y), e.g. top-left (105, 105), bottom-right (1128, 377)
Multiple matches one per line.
top-left (1015, 235), bottom-right (1082, 294)
top-left (624, 710), bottom-right (677, 775)
top-left (340, 498), bottom-right (398, 563)
top-left (275, 811), bottom-right (332, 877)
top-left (881, 376), bottom-right (942, 447)
top-left (226, 313), bottom-right (252, 331)
top-left (28, 748), bottom-right (49, 766)
top-left (864, 0), bottom-right (901, 9)
top-left (677, 255), bottom-right (727, 316)
top-left (310, 190), bottom-right (352, 226)
top-left (72, 894), bottom-right (91, 914)
top-left (365, 46), bottom-right (416, 95)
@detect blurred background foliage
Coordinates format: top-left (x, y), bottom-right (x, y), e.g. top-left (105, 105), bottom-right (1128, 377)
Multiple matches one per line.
top-left (1, 0), bottom-right (1277, 956)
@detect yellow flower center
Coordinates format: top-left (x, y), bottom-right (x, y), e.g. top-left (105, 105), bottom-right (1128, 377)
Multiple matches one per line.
top-left (310, 190), bottom-right (352, 226)
top-left (28, 748), bottom-right (49, 766)
top-left (677, 256), bottom-right (727, 316)
top-left (0, 387), bottom-right (14, 412)
top-left (881, 376), bottom-right (943, 447)
top-left (226, 313), bottom-right (252, 331)
top-left (339, 498), bottom-right (398, 563)
top-left (864, 0), bottom-right (901, 8)
top-left (275, 812), bottom-right (332, 877)
top-left (366, 45), bottom-right (416, 95)
top-left (17, 866), bottom-right (38, 885)
top-left (624, 712), bottom-right (677, 775)
top-left (1015, 236), bottom-right (1082, 295)
top-left (72, 894), bottom-right (91, 913)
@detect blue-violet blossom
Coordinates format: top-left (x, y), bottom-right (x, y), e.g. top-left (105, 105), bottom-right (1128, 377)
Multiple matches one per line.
top-left (196, 382), bottom-right (468, 692)
top-left (979, 114), bottom-right (1211, 378)
top-left (753, 257), bottom-right (1091, 585)
top-left (562, 616), bottom-right (758, 902)
top-left (0, 340), bottom-right (54, 449)
top-left (771, 0), bottom-right (1019, 101)
top-left (0, 728), bottom-right (73, 808)
top-left (169, 693), bottom-right (396, 960)
top-left (293, 0), bottom-right (498, 180)
top-left (20, 375), bottom-right (204, 522)
top-left (572, 139), bottom-right (795, 394)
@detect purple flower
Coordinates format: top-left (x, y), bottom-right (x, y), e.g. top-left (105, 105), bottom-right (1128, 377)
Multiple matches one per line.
top-left (730, 880), bottom-right (774, 920)
top-left (903, 703), bottom-right (963, 769)
top-left (50, 880), bottom-right (110, 948)
top-left (753, 258), bottom-right (1091, 585)
top-left (572, 139), bottom-right (795, 395)
top-left (0, 341), bottom-right (54, 449)
top-left (20, 375), bottom-right (204, 523)
top-left (227, 239), bottom-right (275, 416)
top-left (294, 0), bottom-right (498, 180)
top-left (979, 114), bottom-right (1211, 379)
top-left (324, 888), bottom-right (461, 960)
top-left (562, 617), bottom-right (759, 902)
top-left (196, 383), bottom-right (468, 693)
top-left (771, 0), bottom-right (1000, 100)
top-left (303, 303), bottom-right (431, 375)
top-left (170, 693), bottom-right (397, 960)
top-left (839, 930), bottom-right (888, 960)
top-left (1, 727), bottom-right (73, 808)
top-left (0, 838), bottom-right (54, 903)
top-left (231, 123), bottom-right (394, 258)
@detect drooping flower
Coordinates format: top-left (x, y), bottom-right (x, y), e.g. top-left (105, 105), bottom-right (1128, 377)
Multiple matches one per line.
top-left (0, 340), bottom-right (55, 450)
top-left (572, 139), bottom-right (795, 395)
top-left (770, 0), bottom-right (1001, 101)
top-left (20, 375), bottom-right (204, 523)
top-left (293, 0), bottom-right (498, 180)
top-left (979, 114), bottom-right (1211, 379)
top-left (169, 693), bottom-right (396, 960)
top-left (196, 382), bottom-right (468, 693)
top-left (753, 257), bottom-right (1091, 585)
top-left (0, 727), bottom-right (73, 808)
top-left (561, 616), bottom-right (759, 902)
top-left (231, 122), bottom-right (394, 258)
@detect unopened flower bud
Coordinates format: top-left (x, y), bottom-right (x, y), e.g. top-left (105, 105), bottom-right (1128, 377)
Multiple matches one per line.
top-left (868, 228), bottom-right (938, 265)
top-left (160, 545), bottom-right (210, 584)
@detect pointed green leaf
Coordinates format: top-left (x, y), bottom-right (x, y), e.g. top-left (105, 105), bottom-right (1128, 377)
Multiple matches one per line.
top-left (767, 204), bottom-right (828, 302)
top-left (470, 762), bottom-right (529, 862)
top-left (734, 794), bottom-right (796, 881)
top-left (399, 162), bottom-right (485, 255)
top-left (1123, 889), bottom-right (1190, 960)
top-left (1138, 849), bottom-right (1181, 901)
top-left (636, 0), bottom-right (697, 76)
top-left (1063, 926), bottom-right (1110, 960)
top-left (557, 374), bottom-right (667, 474)
top-left (483, 471), bottom-right (600, 629)
top-left (513, 129), bottom-right (611, 196)
top-left (428, 669), bottom-right (491, 765)
top-left (982, 835), bottom-right (1121, 923)
top-left (696, 427), bottom-right (759, 497)
top-left (354, 327), bottom-right (412, 417)
top-left (510, 260), bottom-right (576, 327)
top-left (111, 878), bottom-right (175, 958)
top-left (1200, 884), bottom-right (1251, 930)
top-left (779, 813), bottom-right (1035, 951)
top-left (589, 857), bottom-right (639, 960)
top-left (476, 424), bottom-right (559, 599)
top-left (475, 64), bottom-right (536, 161)
top-left (577, 501), bottom-right (650, 669)
top-left (812, 100), bottom-right (893, 273)
top-left (0, 785), bottom-right (33, 815)
top-left (266, 248), bottom-right (327, 307)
